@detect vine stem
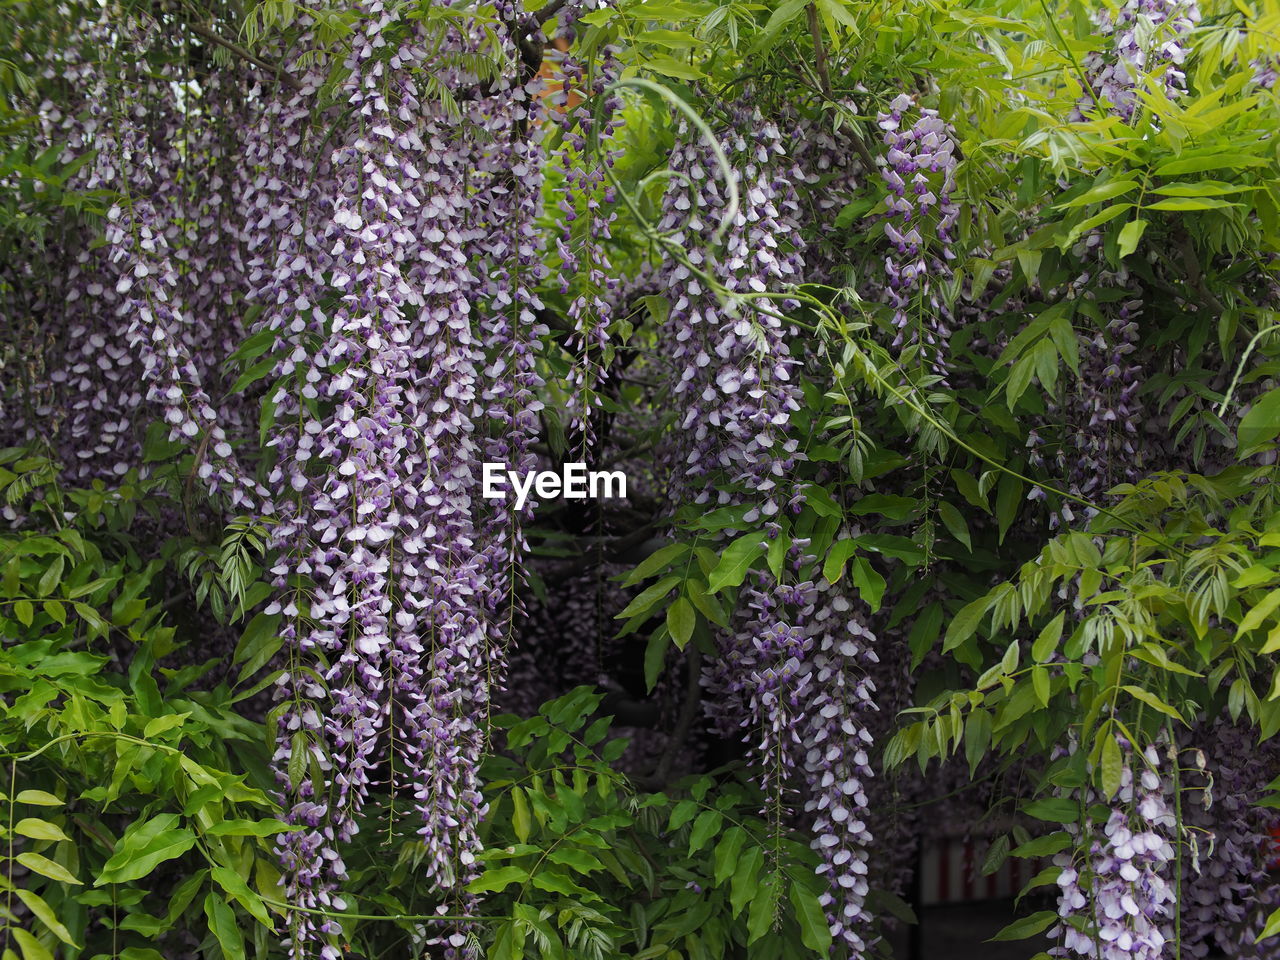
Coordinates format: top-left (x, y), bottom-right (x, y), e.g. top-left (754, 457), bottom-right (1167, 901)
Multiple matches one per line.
top-left (594, 77), bottom-right (740, 243)
top-left (1215, 322), bottom-right (1280, 419)
top-left (188, 21), bottom-right (304, 92)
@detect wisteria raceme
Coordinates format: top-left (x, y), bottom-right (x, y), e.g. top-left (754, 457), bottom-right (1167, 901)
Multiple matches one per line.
top-left (47, 4), bottom-right (562, 953)
top-left (659, 108), bottom-right (805, 734)
top-left (4, 12), bottom-right (261, 501)
top-left (1179, 719), bottom-right (1280, 959)
top-left (239, 41), bottom-right (350, 951)
top-left (1254, 54), bottom-right (1280, 89)
top-left (653, 111), bottom-right (880, 952)
top-left (1050, 740), bottom-right (1177, 960)
top-left (1027, 299), bottom-right (1144, 525)
top-left (656, 104), bottom-right (805, 515)
top-left (1072, 0), bottom-right (1201, 121)
top-left (876, 94), bottom-right (959, 380)
top-left (801, 576), bottom-right (878, 955)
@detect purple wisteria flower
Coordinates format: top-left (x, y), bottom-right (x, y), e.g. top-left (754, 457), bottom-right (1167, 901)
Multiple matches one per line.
top-left (1073, 0), bottom-right (1201, 121)
top-left (1050, 740), bottom-right (1176, 960)
top-left (876, 94), bottom-right (959, 379)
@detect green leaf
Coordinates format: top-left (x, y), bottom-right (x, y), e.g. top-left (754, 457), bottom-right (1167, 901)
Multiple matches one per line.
top-left (1145, 196), bottom-right (1241, 211)
top-left (908, 602), bottom-right (944, 668)
top-left (229, 355), bottom-right (276, 394)
top-left (203, 893), bottom-right (245, 960)
top-left (980, 834), bottom-right (1010, 876)
top-left (512, 787), bottom-right (532, 843)
top-left (11, 928), bottom-right (54, 960)
top-left (14, 790), bottom-right (62, 807)
top-left (849, 493), bottom-right (917, 520)
top-left (713, 826), bottom-right (747, 886)
top-left (15, 818), bottom-right (71, 843)
top-left (803, 483), bottom-right (843, 518)
top-left (467, 865), bottom-right (527, 893)
top-left (944, 596), bottom-right (990, 652)
top-left (1100, 734), bottom-right (1123, 799)
top-left (143, 713), bottom-right (187, 739)
top-left (1257, 905), bottom-right (1280, 943)
top-left (686, 578), bottom-right (727, 627)
top-left (1154, 154), bottom-right (1267, 175)
top-left (643, 626), bottom-right (669, 692)
top-left (37, 555), bottom-right (64, 597)
top-left (212, 866), bottom-right (272, 927)
top-left (205, 818), bottom-right (298, 837)
top-left (15, 890), bottom-right (77, 946)
top-left (850, 557), bottom-right (886, 613)
top-left (1241, 588), bottom-right (1280, 632)
top-left (1032, 612), bottom-right (1065, 662)
top-left (729, 845), bottom-right (763, 917)
top-left (1022, 797), bottom-right (1079, 823)
top-left (688, 810), bottom-right (722, 854)
top-left (623, 542), bottom-right (689, 586)
top-left (1117, 219), bottom-right (1146, 258)
top-left (789, 879), bottom-right (833, 954)
top-left (937, 501), bottom-right (971, 551)
top-left (853, 533), bottom-right (925, 564)
top-left (995, 474), bottom-right (1023, 544)
top-left (989, 910), bottom-right (1058, 942)
top-left (1055, 179), bottom-right (1139, 209)
top-left (233, 612), bottom-right (283, 684)
top-left (1151, 180), bottom-right (1247, 196)
top-left (666, 596), bottom-right (695, 649)
top-left (964, 708), bottom-right (992, 774)
top-left (668, 799), bottom-right (698, 831)
top-left (1061, 202), bottom-right (1132, 246)
top-left (1006, 355), bottom-right (1035, 407)
top-left (615, 574), bottom-right (681, 620)
top-left (644, 55), bottom-right (704, 80)
top-left (1032, 665), bottom-right (1050, 707)
top-left (1010, 832), bottom-right (1072, 858)
top-left (530, 868), bottom-right (593, 899)
top-left (823, 539), bottom-right (857, 583)
top-left (17, 852), bottom-right (81, 885)
top-left (749, 0), bottom-right (809, 53)
top-left (746, 874), bottom-right (779, 944)
top-left (706, 534), bottom-right (765, 594)
top-left (547, 847), bottom-right (603, 875)
top-left (97, 815), bottom-right (197, 886)
top-left (1121, 685), bottom-right (1185, 723)
top-left (766, 528), bottom-right (789, 579)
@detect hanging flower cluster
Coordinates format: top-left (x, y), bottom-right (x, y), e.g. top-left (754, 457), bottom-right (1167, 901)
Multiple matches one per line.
top-left (876, 94), bottom-right (959, 379)
top-left (1253, 55), bottom-right (1279, 89)
top-left (7, 5), bottom-right (553, 954)
top-left (1180, 719), bottom-right (1280, 959)
top-left (1050, 741), bottom-right (1177, 960)
top-left (6, 12), bottom-right (259, 501)
top-left (1028, 302), bottom-right (1143, 525)
top-left (801, 577), bottom-right (878, 955)
top-left (657, 107), bottom-right (806, 737)
top-left (656, 104), bottom-right (805, 516)
top-left (653, 111), bottom-right (878, 952)
top-left (1073, 0), bottom-right (1201, 121)
top-left (243, 8), bottom-right (554, 950)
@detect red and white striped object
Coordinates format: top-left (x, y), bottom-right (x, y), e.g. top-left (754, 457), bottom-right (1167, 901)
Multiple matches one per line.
top-left (919, 836), bottom-right (1048, 905)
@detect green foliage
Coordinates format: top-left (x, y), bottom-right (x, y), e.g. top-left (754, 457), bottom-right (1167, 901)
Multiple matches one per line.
top-left (0, 452), bottom-right (285, 959)
top-left (471, 688), bottom-right (834, 960)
